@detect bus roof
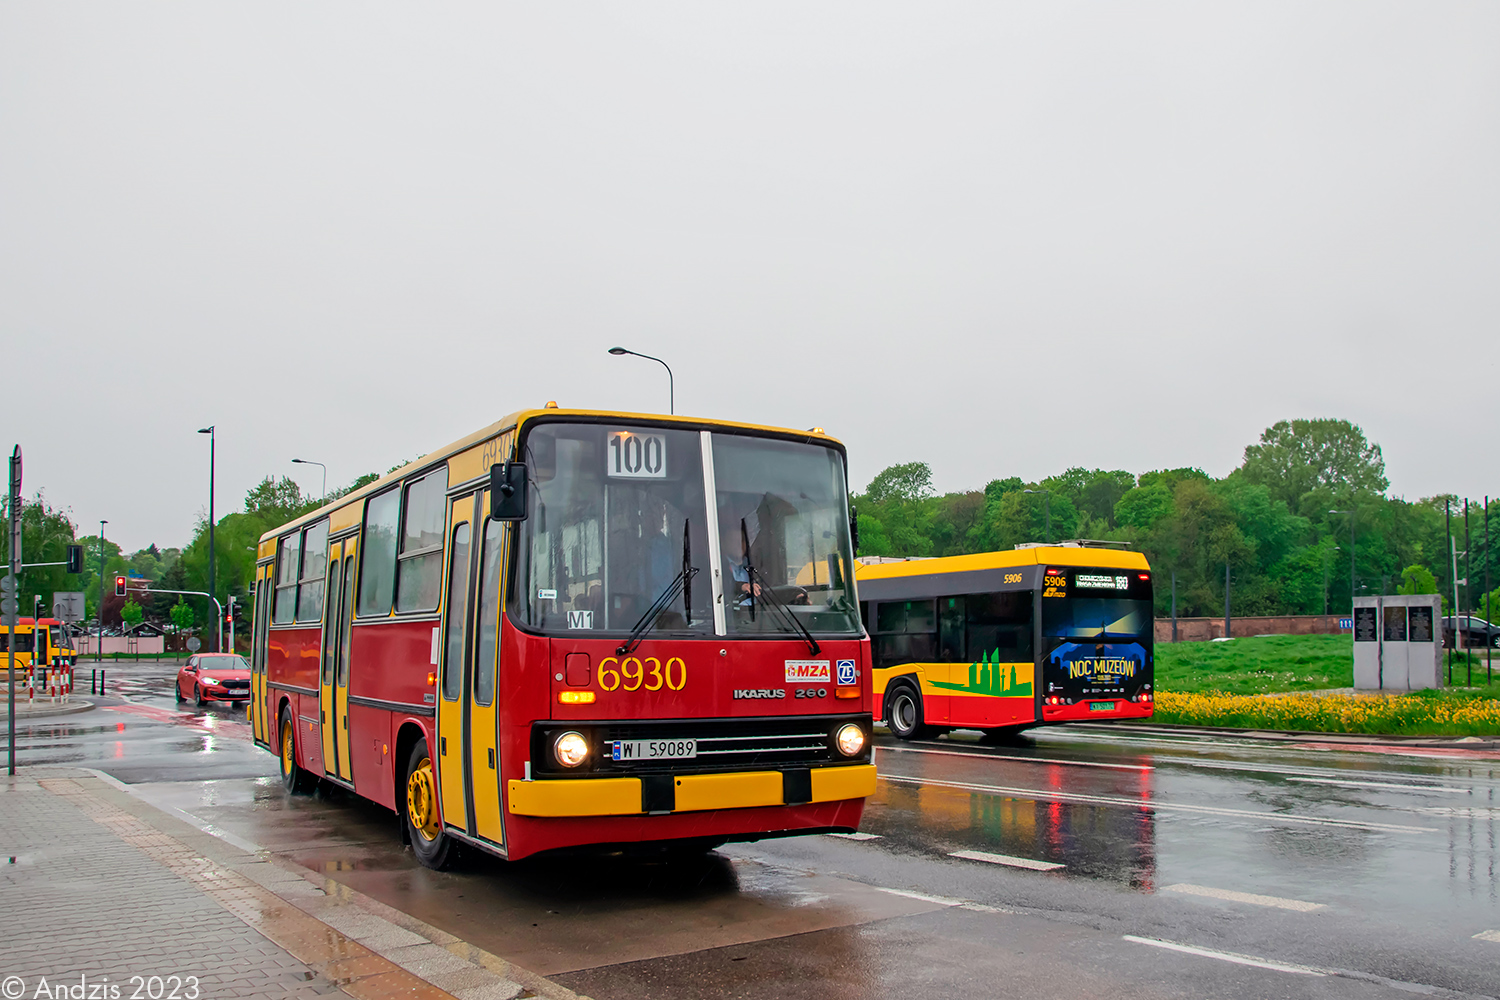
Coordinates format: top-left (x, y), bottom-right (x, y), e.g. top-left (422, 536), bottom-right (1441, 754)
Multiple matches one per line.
top-left (259, 407), bottom-right (848, 549)
top-left (855, 546), bottom-right (1151, 585)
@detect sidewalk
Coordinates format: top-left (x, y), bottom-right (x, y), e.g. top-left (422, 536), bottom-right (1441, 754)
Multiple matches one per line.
top-left (0, 768), bottom-right (590, 1000)
top-left (0, 698), bottom-right (94, 719)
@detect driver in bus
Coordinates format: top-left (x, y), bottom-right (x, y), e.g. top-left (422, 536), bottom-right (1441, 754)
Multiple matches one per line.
top-left (720, 520), bottom-right (762, 607)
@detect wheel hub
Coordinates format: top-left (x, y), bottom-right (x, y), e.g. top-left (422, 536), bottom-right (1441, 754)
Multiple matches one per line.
top-left (406, 756), bottom-right (440, 841)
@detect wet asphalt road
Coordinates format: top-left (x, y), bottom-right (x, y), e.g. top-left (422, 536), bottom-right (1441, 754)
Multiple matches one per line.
top-left (7, 660), bottom-right (1500, 1000)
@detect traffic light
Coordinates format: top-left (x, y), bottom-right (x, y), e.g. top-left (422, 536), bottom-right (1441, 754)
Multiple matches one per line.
top-left (66, 545), bottom-right (83, 574)
top-left (114, 576), bottom-right (126, 597)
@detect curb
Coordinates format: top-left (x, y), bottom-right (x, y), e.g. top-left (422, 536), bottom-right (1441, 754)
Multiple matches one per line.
top-left (0, 699), bottom-right (95, 720)
top-left (1080, 721), bottom-right (1500, 751)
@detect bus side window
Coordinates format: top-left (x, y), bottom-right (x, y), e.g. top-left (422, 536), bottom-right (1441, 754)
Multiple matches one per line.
top-left (938, 597), bottom-right (965, 662)
top-left (966, 592), bottom-right (1033, 663)
top-left (872, 599), bottom-right (936, 669)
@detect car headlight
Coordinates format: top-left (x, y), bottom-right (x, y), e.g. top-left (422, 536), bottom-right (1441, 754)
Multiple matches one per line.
top-left (200, 677), bottom-right (218, 685)
top-left (834, 723), bottom-right (865, 757)
top-left (553, 731), bottom-right (590, 768)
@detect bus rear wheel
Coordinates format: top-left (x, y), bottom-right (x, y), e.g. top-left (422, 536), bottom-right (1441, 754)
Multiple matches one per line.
top-left (404, 739), bottom-right (453, 871)
top-left (886, 683), bottom-right (937, 741)
top-left (279, 707), bottom-right (315, 793)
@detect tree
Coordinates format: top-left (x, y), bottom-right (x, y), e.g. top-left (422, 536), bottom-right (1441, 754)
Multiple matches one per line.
top-left (120, 600), bottom-right (144, 628)
top-left (243, 476), bottom-right (319, 528)
top-left (864, 463), bottom-right (934, 506)
top-left (1398, 564), bottom-right (1438, 595)
top-left (170, 599), bottom-right (195, 632)
top-left (1240, 419), bottom-right (1388, 515)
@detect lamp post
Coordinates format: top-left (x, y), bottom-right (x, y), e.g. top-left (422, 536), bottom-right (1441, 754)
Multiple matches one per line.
top-left (1024, 489), bottom-right (1051, 543)
top-left (198, 426), bottom-right (216, 651)
top-left (292, 459), bottom-right (327, 502)
top-left (1330, 510), bottom-right (1355, 613)
top-left (607, 347), bottom-right (674, 414)
top-left (97, 520), bottom-right (108, 663)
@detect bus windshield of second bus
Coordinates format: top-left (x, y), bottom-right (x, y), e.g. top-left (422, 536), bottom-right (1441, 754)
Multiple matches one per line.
top-left (514, 421), bottom-right (861, 639)
top-left (1040, 566), bottom-right (1154, 712)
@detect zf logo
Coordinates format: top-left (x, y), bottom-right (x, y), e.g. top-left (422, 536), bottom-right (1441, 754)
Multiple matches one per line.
top-left (836, 659), bottom-right (857, 686)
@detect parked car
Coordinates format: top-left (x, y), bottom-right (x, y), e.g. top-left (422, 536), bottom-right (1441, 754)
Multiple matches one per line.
top-left (1441, 616), bottom-right (1500, 649)
top-left (175, 653), bottom-right (252, 706)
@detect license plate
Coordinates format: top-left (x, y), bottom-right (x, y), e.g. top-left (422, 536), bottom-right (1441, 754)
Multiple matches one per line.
top-left (1089, 701), bottom-right (1116, 712)
top-left (612, 739), bottom-right (697, 761)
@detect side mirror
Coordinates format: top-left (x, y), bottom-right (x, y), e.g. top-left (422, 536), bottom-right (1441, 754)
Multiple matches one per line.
top-left (489, 462), bottom-right (529, 521)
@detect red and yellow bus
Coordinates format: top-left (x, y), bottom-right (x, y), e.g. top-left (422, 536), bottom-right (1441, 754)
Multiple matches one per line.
top-left (855, 545), bottom-right (1154, 740)
top-left (250, 407), bottom-right (875, 866)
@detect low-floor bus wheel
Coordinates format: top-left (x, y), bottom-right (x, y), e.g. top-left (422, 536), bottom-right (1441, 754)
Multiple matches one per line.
top-left (404, 738), bottom-right (453, 871)
top-left (279, 707), bottom-right (316, 793)
top-left (886, 683), bottom-right (936, 741)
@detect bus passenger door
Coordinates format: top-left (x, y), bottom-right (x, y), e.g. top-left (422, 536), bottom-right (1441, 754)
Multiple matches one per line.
top-left (319, 539), bottom-right (345, 776)
top-left (468, 496), bottom-right (506, 847)
top-left (250, 567), bottom-right (269, 745)
top-left (332, 543), bottom-right (355, 782)
top-left (437, 494), bottom-right (477, 835)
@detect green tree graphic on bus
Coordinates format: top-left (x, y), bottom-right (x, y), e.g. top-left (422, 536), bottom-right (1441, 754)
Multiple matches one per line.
top-left (931, 649), bottom-right (1034, 697)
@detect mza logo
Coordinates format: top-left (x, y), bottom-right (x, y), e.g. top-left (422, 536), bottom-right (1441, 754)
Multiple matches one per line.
top-left (836, 659), bottom-right (857, 686)
top-left (785, 660), bottom-right (831, 683)
top-left (566, 610), bottom-right (594, 629)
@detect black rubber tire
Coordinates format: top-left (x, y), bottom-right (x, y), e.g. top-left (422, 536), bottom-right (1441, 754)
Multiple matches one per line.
top-left (885, 682), bottom-right (936, 741)
top-left (279, 707), bottom-right (316, 793)
top-left (403, 738), bottom-right (454, 871)
top-left (175, 681), bottom-right (185, 703)
top-left (194, 684), bottom-right (206, 707)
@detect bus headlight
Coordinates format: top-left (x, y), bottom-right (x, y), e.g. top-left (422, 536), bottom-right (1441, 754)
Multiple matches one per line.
top-left (834, 724), bottom-right (865, 757)
top-left (553, 731), bottom-right (590, 768)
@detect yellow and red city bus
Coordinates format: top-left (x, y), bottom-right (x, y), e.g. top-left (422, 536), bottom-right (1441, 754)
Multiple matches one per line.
top-left (250, 406), bottom-right (875, 866)
top-left (0, 617), bottom-right (77, 669)
top-left (856, 545), bottom-right (1154, 740)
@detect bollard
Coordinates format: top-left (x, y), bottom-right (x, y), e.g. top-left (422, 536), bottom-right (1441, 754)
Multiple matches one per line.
top-left (100, 669), bottom-right (106, 697)
top-left (91, 669), bottom-right (96, 695)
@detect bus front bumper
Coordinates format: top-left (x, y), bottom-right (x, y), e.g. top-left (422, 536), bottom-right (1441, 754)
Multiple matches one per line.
top-left (508, 764), bottom-right (877, 818)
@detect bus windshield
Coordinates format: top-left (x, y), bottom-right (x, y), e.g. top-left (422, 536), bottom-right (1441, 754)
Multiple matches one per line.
top-left (1043, 598), bottom-right (1153, 639)
top-left (515, 423), bottom-right (859, 637)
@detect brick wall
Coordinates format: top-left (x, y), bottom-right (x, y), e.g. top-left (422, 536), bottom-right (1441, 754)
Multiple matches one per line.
top-left (1155, 614), bottom-right (1348, 643)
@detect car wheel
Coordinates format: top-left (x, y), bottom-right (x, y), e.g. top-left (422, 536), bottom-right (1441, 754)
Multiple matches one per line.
top-left (886, 682), bottom-right (936, 741)
top-left (195, 684), bottom-right (206, 708)
top-left (403, 738), bottom-right (453, 871)
top-left (174, 681), bottom-right (184, 703)
top-left (279, 707), bottom-right (316, 793)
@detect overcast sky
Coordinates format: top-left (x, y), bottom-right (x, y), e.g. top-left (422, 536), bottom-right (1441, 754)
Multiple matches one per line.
top-left (3, 3), bottom-right (1497, 552)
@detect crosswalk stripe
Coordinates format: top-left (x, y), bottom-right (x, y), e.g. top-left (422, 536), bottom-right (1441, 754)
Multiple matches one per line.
top-left (949, 849), bottom-right (1064, 871)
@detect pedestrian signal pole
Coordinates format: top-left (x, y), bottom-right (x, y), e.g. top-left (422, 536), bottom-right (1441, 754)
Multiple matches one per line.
top-left (7, 445), bottom-right (22, 776)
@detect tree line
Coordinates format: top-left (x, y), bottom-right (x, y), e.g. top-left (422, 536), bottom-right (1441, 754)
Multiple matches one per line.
top-left (853, 418), bottom-right (1499, 620)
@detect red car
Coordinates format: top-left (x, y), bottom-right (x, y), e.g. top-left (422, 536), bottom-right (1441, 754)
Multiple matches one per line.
top-left (175, 653), bottom-right (252, 706)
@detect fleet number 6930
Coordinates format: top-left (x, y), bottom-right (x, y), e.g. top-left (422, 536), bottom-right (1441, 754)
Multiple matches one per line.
top-left (597, 656), bottom-right (688, 692)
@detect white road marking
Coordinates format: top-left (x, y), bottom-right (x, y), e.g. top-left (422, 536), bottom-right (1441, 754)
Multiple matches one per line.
top-left (1288, 776), bottom-right (1471, 794)
top-left (876, 887), bottom-right (963, 906)
top-left (1474, 929), bottom-right (1500, 943)
top-left (1122, 936), bottom-right (1324, 975)
top-left (826, 832), bottom-right (882, 840)
top-left (878, 772), bottom-right (1438, 835)
top-left (1162, 883), bottom-right (1325, 911)
top-left (949, 850), bottom-right (1064, 871)
top-left (879, 744), bottom-right (1153, 772)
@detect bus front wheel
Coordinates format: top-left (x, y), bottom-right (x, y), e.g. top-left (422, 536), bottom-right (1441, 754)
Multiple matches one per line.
top-left (886, 683), bottom-right (937, 741)
top-left (279, 707), bottom-right (316, 793)
top-left (404, 739), bottom-right (454, 871)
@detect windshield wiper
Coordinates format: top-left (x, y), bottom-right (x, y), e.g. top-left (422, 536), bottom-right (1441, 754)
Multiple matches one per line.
top-left (617, 520), bottom-right (698, 657)
top-left (746, 563), bottom-right (821, 656)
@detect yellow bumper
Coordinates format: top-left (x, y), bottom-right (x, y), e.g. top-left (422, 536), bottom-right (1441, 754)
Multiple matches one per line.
top-left (507, 764), bottom-right (877, 818)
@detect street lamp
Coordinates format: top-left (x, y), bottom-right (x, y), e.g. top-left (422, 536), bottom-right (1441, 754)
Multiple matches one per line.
top-left (608, 347), bottom-right (674, 414)
top-left (292, 459), bottom-right (327, 502)
top-left (97, 519), bottom-right (108, 663)
top-left (1330, 509), bottom-right (1355, 614)
top-left (199, 426), bottom-right (216, 651)
top-left (1024, 489), bottom-right (1051, 543)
